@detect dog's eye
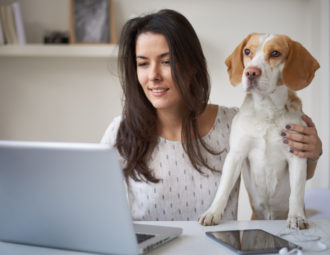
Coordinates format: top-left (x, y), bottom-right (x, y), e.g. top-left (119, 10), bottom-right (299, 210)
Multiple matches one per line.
top-left (270, 51), bottom-right (281, 57)
top-left (244, 49), bottom-right (251, 56)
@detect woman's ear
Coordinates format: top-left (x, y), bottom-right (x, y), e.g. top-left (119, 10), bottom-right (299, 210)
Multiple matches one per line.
top-left (225, 33), bottom-right (256, 86)
top-left (282, 39), bottom-right (320, 91)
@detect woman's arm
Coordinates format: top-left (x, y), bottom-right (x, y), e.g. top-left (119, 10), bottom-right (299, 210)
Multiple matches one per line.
top-left (281, 114), bottom-right (322, 180)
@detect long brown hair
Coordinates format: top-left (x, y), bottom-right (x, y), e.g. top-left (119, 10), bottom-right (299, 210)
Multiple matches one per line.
top-left (116, 9), bottom-right (219, 183)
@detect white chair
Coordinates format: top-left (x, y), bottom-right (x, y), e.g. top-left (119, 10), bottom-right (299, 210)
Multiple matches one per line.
top-left (304, 188), bottom-right (330, 219)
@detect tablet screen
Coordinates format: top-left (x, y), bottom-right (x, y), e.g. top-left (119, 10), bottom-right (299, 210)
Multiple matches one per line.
top-left (206, 229), bottom-right (301, 254)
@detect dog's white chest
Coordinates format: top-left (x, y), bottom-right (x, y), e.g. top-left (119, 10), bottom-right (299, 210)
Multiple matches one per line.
top-left (245, 124), bottom-right (288, 190)
top-left (241, 115), bottom-right (288, 182)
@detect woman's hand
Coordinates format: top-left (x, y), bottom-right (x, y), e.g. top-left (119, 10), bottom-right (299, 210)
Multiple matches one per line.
top-left (281, 114), bottom-right (322, 179)
top-left (282, 114), bottom-right (322, 160)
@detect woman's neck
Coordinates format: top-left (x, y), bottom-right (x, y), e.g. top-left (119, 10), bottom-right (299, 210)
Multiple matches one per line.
top-left (156, 104), bottom-right (218, 141)
top-left (157, 106), bottom-right (185, 141)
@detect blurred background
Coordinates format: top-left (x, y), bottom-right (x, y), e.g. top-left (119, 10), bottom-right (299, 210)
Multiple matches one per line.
top-left (0, 0), bottom-right (329, 219)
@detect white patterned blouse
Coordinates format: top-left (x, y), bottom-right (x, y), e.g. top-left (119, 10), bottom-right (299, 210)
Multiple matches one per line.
top-left (101, 105), bottom-right (240, 221)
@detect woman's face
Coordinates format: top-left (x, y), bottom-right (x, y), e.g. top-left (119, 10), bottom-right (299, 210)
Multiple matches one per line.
top-left (135, 32), bottom-right (183, 113)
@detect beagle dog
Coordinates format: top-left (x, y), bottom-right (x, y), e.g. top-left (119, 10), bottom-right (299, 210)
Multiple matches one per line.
top-left (199, 33), bottom-right (320, 229)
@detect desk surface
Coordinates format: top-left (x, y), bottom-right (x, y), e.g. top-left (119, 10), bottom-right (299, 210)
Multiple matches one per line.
top-left (0, 220), bottom-right (329, 255)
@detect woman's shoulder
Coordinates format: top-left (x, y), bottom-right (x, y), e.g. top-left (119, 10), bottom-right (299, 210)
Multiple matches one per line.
top-left (204, 105), bottom-right (239, 143)
top-left (215, 105), bottom-right (239, 121)
top-left (100, 115), bottom-right (122, 145)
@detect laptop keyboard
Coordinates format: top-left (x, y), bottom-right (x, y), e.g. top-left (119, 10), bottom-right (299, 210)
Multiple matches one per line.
top-left (136, 233), bottom-right (155, 243)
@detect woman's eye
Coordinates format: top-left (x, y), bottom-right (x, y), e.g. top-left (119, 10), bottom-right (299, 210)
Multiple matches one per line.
top-left (270, 50), bottom-right (281, 57)
top-left (162, 60), bottom-right (170, 65)
top-left (137, 62), bottom-right (148, 67)
top-left (244, 48), bottom-right (251, 56)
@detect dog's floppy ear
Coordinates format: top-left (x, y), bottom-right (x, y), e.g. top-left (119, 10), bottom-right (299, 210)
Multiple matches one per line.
top-left (282, 38), bottom-right (320, 91)
top-left (225, 33), bottom-right (255, 86)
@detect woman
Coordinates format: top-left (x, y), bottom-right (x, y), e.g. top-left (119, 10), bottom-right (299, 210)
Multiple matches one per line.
top-left (101, 9), bottom-right (322, 221)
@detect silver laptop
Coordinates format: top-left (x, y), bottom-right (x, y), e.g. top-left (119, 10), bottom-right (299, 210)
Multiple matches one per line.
top-left (0, 140), bottom-right (182, 255)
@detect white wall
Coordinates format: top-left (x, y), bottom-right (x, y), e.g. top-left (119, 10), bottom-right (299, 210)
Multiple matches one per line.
top-left (318, 0), bottom-right (330, 191)
top-left (0, 0), bottom-right (329, 219)
top-left (0, 57), bottom-right (121, 142)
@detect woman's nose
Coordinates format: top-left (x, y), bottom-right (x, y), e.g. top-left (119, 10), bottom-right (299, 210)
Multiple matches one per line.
top-left (149, 63), bottom-right (161, 81)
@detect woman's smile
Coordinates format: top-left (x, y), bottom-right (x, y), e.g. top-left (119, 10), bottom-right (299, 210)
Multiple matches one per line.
top-left (149, 87), bottom-right (170, 96)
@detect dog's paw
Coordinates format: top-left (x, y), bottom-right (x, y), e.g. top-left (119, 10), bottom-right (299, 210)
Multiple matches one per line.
top-left (198, 208), bottom-right (223, 226)
top-left (287, 216), bottom-right (309, 230)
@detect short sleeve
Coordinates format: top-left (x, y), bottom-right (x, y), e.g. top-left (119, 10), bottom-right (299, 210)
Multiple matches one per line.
top-left (100, 116), bottom-right (122, 146)
top-left (226, 107), bottom-right (239, 123)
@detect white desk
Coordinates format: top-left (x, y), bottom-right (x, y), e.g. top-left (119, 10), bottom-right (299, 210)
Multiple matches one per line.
top-left (0, 220), bottom-right (329, 255)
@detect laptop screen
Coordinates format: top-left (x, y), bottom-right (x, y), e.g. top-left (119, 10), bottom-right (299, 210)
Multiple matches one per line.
top-left (0, 141), bottom-right (139, 254)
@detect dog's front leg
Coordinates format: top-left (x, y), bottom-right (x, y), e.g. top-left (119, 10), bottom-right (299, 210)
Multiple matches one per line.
top-left (287, 157), bottom-right (308, 229)
top-left (199, 151), bottom-right (245, 226)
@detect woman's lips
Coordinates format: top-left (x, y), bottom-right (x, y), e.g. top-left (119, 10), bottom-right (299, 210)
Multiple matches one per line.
top-left (149, 88), bottom-right (169, 96)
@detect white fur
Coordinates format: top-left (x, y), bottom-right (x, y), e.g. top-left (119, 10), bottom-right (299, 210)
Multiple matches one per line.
top-left (199, 34), bottom-right (308, 228)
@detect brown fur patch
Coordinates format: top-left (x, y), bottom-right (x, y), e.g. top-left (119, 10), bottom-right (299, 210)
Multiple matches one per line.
top-left (277, 76), bottom-right (284, 86)
top-left (287, 90), bottom-right (302, 111)
top-left (243, 34), bottom-right (261, 67)
top-left (282, 36), bottom-right (320, 91)
top-left (264, 35), bottom-right (290, 71)
top-left (225, 33), bottom-right (262, 86)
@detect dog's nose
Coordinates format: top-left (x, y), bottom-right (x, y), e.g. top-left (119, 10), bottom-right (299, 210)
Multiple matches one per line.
top-left (245, 67), bottom-right (261, 80)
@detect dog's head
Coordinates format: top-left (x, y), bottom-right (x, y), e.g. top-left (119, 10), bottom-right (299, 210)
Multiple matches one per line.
top-left (225, 33), bottom-right (320, 94)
